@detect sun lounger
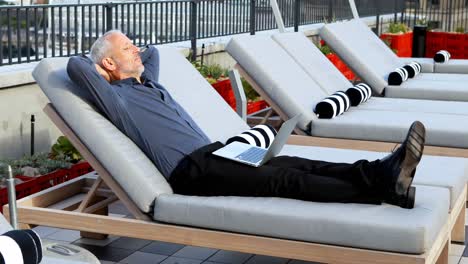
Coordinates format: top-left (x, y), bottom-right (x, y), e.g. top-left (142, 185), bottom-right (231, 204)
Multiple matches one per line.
top-left (272, 32), bottom-right (468, 116)
top-left (226, 34), bottom-right (468, 150)
top-left (319, 19), bottom-right (468, 102)
top-left (340, 18), bottom-right (468, 74)
top-left (11, 48), bottom-right (467, 263)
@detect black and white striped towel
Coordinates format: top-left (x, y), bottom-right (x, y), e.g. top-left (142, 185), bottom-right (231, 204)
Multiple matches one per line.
top-left (434, 50), bottom-right (451, 63)
top-left (0, 229), bottom-right (42, 264)
top-left (345, 83), bottom-right (372, 106)
top-left (388, 67), bottom-right (409, 85)
top-left (314, 91), bottom-right (351, 119)
top-left (226, 124), bottom-right (278, 148)
top-left (403, 62), bottom-right (422, 78)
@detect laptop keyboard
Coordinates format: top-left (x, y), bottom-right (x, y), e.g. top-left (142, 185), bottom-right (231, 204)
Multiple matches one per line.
top-left (235, 147), bottom-right (268, 164)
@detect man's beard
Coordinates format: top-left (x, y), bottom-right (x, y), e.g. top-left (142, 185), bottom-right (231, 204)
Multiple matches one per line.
top-left (121, 64), bottom-right (145, 77)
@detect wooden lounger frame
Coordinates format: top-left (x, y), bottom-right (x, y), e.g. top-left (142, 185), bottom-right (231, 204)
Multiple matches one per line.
top-left (2, 103), bottom-right (462, 264)
top-left (235, 64), bottom-right (468, 159)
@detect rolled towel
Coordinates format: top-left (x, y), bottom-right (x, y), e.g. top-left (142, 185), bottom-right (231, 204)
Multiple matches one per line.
top-left (314, 91), bottom-right (351, 119)
top-left (403, 62), bottom-right (422, 78)
top-left (0, 229), bottom-right (42, 264)
top-left (388, 67), bottom-right (409, 85)
top-left (345, 83), bottom-right (372, 106)
top-left (434, 50), bottom-right (451, 63)
top-left (226, 124), bottom-right (277, 148)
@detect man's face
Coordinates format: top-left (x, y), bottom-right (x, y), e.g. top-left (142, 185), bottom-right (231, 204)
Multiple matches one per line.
top-left (106, 33), bottom-right (145, 79)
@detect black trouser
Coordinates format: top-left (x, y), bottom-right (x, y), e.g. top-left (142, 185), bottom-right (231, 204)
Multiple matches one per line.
top-left (169, 142), bottom-right (385, 204)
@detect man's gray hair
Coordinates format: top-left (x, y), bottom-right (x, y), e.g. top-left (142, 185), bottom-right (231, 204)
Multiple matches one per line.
top-left (89, 29), bottom-right (123, 64)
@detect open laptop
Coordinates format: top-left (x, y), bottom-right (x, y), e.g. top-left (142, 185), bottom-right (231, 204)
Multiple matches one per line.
top-left (212, 114), bottom-right (301, 167)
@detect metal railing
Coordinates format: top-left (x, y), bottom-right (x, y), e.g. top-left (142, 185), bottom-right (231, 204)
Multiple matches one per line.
top-left (402, 0), bottom-right (468, 32)
top-left (0, 0), bottom-right (404, 66)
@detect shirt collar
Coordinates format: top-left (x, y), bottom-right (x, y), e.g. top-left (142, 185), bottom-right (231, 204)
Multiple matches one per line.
top-left (111, 77), bottom-right (140, 85)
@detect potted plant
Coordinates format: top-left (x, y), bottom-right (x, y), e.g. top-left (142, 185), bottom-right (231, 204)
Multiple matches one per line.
top-left (0, 136), bottom-right (94, 212)
top-left (380, 22), bottom-right (413, 57)
top-left (191, 60), bottom-right (269, 114)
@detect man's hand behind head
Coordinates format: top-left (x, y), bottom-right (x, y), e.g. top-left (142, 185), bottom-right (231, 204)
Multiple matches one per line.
top-left (95, 63), bottom-right (111, 83)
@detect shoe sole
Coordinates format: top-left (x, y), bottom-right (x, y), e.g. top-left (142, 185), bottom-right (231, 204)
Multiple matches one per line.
top-left (405, 186), bottom-right (416, 209)
top-left (396, 121), bottom-right (426, 196)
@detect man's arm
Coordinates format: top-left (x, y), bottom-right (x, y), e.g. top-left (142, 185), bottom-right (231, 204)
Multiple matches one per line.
top-left (140, 45), bottom-right (159, 82)
top-left (67, 55), bottom-right (121, 120)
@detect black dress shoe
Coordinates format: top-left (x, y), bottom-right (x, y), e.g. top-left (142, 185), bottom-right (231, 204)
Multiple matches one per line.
top-left (379, 121), bottom-right (426, 209)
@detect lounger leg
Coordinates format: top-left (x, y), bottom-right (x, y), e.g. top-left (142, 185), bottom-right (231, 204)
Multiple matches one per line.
top-left (80, 197), bottom-right (109, 240)
top-left (435, 240), bottom-right (449, 264)
top-left (451, 204), bottom-right (466, 244)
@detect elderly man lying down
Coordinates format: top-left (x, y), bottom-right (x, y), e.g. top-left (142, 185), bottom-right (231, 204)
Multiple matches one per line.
top-left (67, 30), bottom-right (425, 209)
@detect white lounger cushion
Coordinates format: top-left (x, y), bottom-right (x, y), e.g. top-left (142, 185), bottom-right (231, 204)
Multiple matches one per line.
top-left (434, 60), bottom-right (468, 74)
top-left (271, 33), bottom-right (468, 115)
top-left (279, 145), bottom-right (467, 209)
top-left (312, 110), bottom-right (468, 148)
top-left (32, 57), bottom-right (173, 213)
top-left (154, 185), bottom-right (448, 254)
top-left (387, 79), bottom-right (468, 101)
top-left (320, 19), bottom-right (468, 100)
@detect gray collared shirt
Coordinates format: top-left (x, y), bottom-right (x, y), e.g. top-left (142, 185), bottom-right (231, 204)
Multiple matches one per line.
top-left (67, 46), bottom-right (211, 179)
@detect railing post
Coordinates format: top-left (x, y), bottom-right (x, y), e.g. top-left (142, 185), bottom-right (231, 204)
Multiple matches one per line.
top-left (190, 0), bottom-right (198, 61)
top-left (400, 0), bottom-right (405, 23)
top-left (105, 4), bottom-right (114, 32)
top-left (327, 0), bottom-right (333, 22)
top-left (294, 0), bottom-right (300, 32)
top-left (375, 0), bottom-right (381, 35)
top-left (250, 0), bottom-right (256, 35)
top-left (447, 0), bottom-right (453, 32)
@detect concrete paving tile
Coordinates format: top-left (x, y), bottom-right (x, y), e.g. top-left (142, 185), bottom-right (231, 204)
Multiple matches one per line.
top-left (74, 235), bottom-right (120, 247)
top-left (207, 250), bottom-right (253, 264)
top-left (160, 256), bottom-right (203, 264)
top-left (109, 201), bottom-right (131, 215)
top-left (72, 243), bottom-right (134, 262)
top-left (46, 229), bottom-right (81, 242)
top-left (172, 246), bottom-right (218, 261)
top-left (450, 255), bottom-right (461, 264)
top-left (452, 244), bottom-right (466, 257)
top-left (119, 251), bottom-right (167, 264)
top-left (109, 236), bottom-right (153, 250)
top-left (140, 241), bottom-right (186, 256)
top-left (32, 226), bottom-right (61, 237)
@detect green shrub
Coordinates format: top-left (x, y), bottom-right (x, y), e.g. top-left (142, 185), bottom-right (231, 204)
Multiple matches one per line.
top-left (456, 26), bottom-right (465, 33)
top-left (50, 136), bottom-right (83, 163)
top-left (387, 22), bottom-right (409, 34)
top-left (319, 44), bottom-right (333, 55)
top-left (0, 152), bottom-right (72, 178)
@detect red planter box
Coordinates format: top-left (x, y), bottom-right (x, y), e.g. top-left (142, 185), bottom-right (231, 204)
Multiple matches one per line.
top-left (326, 54), bottom-right (355, 80)
top-left (211, 79), bottom-right (236, 109)
top-left (212, 80), bottom-right (269, 114)
top-left (425, 31), bottom-right (468, 59)
top-left (0, 162), bottom-right (93, 212)
top-left (380, 32), bottom-right (413, 57)
top-left (247, 100), bottom-right (269, 114)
